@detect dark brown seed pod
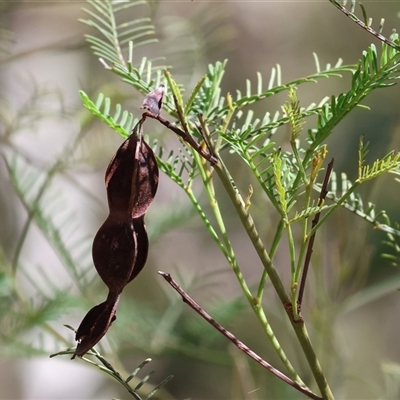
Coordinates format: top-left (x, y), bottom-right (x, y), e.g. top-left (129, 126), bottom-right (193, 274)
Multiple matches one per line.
top-left (74, 118), bottom-right (159, 358)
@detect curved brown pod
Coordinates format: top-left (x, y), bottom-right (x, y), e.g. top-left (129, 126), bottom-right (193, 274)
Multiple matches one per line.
top-left (73, 119), bottom-right (158, 358)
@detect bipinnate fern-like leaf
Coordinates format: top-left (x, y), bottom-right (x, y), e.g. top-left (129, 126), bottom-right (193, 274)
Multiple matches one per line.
top-left (80, 3), bottom-right (400, 251)
top-left (194, 60), bottom-right (227, 117)
top-left (308, 40), bottom-right (400, 149)
top-left (80, 0), bottom-right (157, 66)
top-left (211, 54), bottom-right (354, 122)
top-left (80, 0), bottom-right (167, 97)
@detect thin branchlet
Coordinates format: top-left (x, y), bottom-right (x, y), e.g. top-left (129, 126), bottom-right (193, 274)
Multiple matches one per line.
top-left (329, 0), bottom-right (400, 50)
top-left (159, 271), bottom-right (322, 400)
top-left (298, 158), bottom-right (334, 306)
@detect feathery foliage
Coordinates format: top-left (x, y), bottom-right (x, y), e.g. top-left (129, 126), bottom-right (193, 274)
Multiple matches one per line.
top-left (3, 0), bottom-right (400, 399)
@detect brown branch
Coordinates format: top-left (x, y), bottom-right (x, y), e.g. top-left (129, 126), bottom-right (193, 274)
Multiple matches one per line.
top-left (142, 111), bottom-right (218, 166)
top-left (329, 0), bottom-right (400, 51)
top-left (298, 158), bottom-right (334, 306)
top-left (158, 271), bottom-right (322, 400)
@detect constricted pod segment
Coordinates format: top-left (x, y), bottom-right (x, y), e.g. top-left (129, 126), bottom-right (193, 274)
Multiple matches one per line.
top-left (92, 216), bottom-right (138, 291)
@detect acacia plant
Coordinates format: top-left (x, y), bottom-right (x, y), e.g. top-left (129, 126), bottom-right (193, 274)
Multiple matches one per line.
top-left (3, 0), bottom-right (400, 399)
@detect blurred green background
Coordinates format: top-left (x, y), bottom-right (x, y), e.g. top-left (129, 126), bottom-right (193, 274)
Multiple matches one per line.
top-left (1, 1), bottom-right (400, 399)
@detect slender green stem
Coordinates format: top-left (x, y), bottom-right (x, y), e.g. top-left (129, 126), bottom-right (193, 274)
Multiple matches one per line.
top-left (292, 322), bottom-right (335, 400)
top-left (296, 224), bottom-right (309, 280)
top-left (253, 305), bottom-right (307, 387)
top-left (184, 185), bottom-right (229, 260)
top-left (286, 222), bottom-right (296, 279)
top-left (296, 235), bottom-right (308, 281)
top-left (106, 0), bottom-right (126, 67)
top-left (213, 158), bottom-right (334, 400)
top-left (256, 219), bottom-right (285, 302)
top-left (286, 222), bottom-right (299, 320)
top-left (193, 150), bottom-right (254, 301)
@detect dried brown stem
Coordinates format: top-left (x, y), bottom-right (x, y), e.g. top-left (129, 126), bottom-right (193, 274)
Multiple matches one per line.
top-left (142, 111), bottom-right (218, 166)
top-left (298, 158), bottom-right (334, 306)
top-left (329, 0), bottom-right (400, 50)
top-left (158, 271), bottom-right (322, 400)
